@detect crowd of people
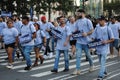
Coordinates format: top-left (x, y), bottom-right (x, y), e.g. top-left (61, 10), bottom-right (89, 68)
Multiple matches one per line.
top-left (0, 9), bottom-right (120, 80)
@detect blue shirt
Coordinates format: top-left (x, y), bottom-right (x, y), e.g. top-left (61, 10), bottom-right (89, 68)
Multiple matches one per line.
top-left (34, 30), bottom-right (46, 45)
top-left (13, 21), bottom-right (22, 34)
top-left (40, 22), bottom-right (54, 39)
top-left (20, 22), bottom-right (36, 46)
top-left (56, 25), bottom-right (71, 50)
top-left (91, 26), bottom-right (114, 54)
top-left (109, 22), bottom-right (120, 39)
top-left (75, 18), bottom-right (93, 44)
top-left (0, 22), bottom-right (7, 35)
top-left (67, 22), bottom-right (76, 40)
top-left (1, 27), bottom-right (18, 44)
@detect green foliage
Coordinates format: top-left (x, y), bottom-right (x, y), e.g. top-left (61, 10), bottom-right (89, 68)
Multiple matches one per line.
top-left (104, 1), bottom-right (120, 15)
top-left (0, 0), bottom-right (75, 16)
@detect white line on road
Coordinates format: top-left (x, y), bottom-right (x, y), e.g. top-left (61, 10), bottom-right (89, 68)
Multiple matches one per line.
top-left (59, 61), bottom-right (120, 80)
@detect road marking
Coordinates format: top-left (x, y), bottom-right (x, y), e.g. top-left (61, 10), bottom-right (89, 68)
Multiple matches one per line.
top-left (59, 61), bottom-right (120, 80)
top-left (31, 58), bottom-right (99, 77)
top-left (18, 55), bottom-right (97, 72)
top-left (48, 60), bottom-right (117, 80)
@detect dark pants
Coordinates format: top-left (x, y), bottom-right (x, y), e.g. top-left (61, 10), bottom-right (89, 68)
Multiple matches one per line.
top-left (44, 38), bottom-right (51, 55)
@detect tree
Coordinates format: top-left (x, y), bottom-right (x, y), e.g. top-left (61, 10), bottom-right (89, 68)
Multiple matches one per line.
top-left (104, 1), bottom-right (120, 17)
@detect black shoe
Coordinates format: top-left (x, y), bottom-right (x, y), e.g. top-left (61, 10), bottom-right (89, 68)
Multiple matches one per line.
top-left (97, 76), bottom-right (103, 80)
top-left (51, 69), bottom-right (58, 73)
top-left (16, 51), bottom-right (20, 59)
top-left (22, 58), bottom-right (25, 61)
top-left (24, 66), bottom-right (31, 70)
top-left (63, 69), bottom-right (69, 72)
top-left (4, 57), bottom-right (8, 60)
top-left (104, 72), bottom-right (108, 77)
top-left (1, 47), bottom-right (4, 49)
top-left (69, 54), bottom-right (72, 59)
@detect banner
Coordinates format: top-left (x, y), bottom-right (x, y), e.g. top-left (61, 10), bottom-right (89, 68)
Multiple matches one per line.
top-left (1, 11), bottom-right (12, 17)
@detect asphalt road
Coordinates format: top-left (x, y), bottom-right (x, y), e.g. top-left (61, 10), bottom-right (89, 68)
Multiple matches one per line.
top-left (0, 49), bottom-right (120, 80)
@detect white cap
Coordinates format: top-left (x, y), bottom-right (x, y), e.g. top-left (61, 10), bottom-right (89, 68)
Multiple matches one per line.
top-left (33, 16), bottom-right (38, 20)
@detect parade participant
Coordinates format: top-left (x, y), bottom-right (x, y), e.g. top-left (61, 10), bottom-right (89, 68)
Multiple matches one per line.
top-left (19, 16), bottom-right (36, 70)
top-left (72, 9), bottom-right (94, 75)
top-left (12, 15), bottom-right (24, 60)
top-left (67, 16), bottom-right (76, 59)
top-left (0, 16), bottom-right (7, 49)
top-left (40, 16), bottom-right (54, 59)
top-left (0, 20), bottom-right (18, 69)
top-left (32, 23), bottom-right (46, 67)
top-left (109, 16), bottom-right (120, 58)
top-left (91, 16), bottom-right (114, 80)
top-left (51, 16), bottom-right (71, 73)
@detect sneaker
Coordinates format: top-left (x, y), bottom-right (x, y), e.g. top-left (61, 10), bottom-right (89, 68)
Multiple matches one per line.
top-left (97, 76), bottom-right (103, 80)
top-left (49, 52), bottom-right (53, 58)
top-left (6, 63), bottom-right (13, 69)
top-left (104, 72), bottom-right (108, 77)
top-left (62, 69), bottom-right (69, 72)
top-left (24, 66), bottom-right (31, 70)
top-left (110, 55), bottom-right (115, 59)
top-left (72, 69), bottom-right (80, 75)
top-left (51, 69), bottom-right (58, 73)
top-left (89, 66), bottom-right (95, 72)
top-left (43, 55), bottom-right (49, 59)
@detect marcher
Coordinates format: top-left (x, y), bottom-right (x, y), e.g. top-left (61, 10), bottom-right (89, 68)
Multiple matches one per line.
top-left (67, 16), bottom-right (76, 59)
top-left (19, 16), bottom-right (36, 70)
top-left (0, 16), bottom-right (7, 49)
top-left (40, 16), bottom-right (54, 59)
top-left (109, 16), bottom-right (120, 58)
top-left (51, 16), bottom-right (71, 73)
top-left (91, 16), bottom-right (114, 80)
top-left (0, 20), bottom-right (18, 69)
top-left (32, 23), bottom-right (46, 67)
top-left (72, 9), bottom-right (94, 75)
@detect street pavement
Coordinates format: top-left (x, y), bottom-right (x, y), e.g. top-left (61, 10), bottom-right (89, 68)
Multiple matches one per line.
top-left (0, 49), bottom-right (120, 80)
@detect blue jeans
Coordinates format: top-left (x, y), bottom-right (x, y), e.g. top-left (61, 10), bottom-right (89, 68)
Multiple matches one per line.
top-left (12, 47), bottom-right (16, 61)
top-left (51, 38), bottom-right (57, 53)
top-left (22, 46), bottom-right (33, 66)
top-left (76, 43), bottom-right (93, 70)
top-left (53, 50), bottom-right (69, 70)
top-left (98, 53), bottom-right (107, 78)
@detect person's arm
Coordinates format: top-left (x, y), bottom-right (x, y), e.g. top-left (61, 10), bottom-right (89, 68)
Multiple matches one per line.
top-left (64, 27), bottom-right (71, 46)
top-left (82, 29), bottom-right (94, 37)
top-left (32, 32), bottom-right (36, 39)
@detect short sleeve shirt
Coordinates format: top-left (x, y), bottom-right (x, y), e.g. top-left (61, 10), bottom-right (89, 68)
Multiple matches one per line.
top-left (1, 27), bottom-right (18, 44)
top-left (109, 23), bottom-right (120, 39)
top-left (34, 30), bottom-right (46, 45)
top-left (56, 25), bottom-right (71, 50)
top-left (20, 22), bottom-right (36, 46)
top-left (0, 22), bottom-right (7, 35)
top-left (75, 18), bottom-right (93, 44)
top-left (40, 22), bottom-right (54, 39)
top-left (91, 26), bottom-right (114, 54)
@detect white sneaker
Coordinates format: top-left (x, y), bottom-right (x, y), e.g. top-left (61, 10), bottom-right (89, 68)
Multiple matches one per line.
top-left (6, 63), bottom-right (13, 69)
top-left (43, 55), bottom-right (49, 59)
top-left (49, 52), bottom-right (53, 58)
top-left (72, 69), bottom-right (81, 75)
top-left (89, 66), bottom-right (95, 72)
